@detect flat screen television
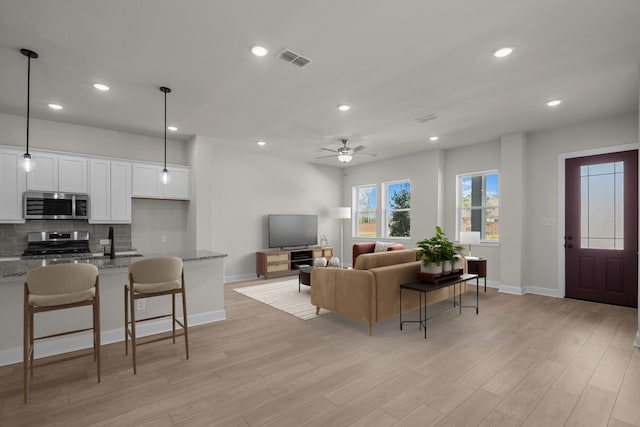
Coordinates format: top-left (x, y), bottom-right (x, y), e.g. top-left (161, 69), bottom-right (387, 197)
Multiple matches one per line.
top-left (268, 214), bottom-right (318, 249)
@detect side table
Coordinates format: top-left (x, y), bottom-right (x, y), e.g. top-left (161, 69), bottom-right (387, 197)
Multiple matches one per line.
top-left (298, 265), bottom-right (312, 292)
top-left (400, 274), bottom-right (479, 339)
top-left (466, 257), bottom-right (487, 292)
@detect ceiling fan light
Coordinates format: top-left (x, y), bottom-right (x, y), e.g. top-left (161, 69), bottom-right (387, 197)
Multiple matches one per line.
top-left (338, 153), bottom-right (352, 163)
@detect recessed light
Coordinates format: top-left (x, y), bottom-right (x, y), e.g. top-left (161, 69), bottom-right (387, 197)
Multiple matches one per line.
top-left (167, 126), bottom-right (178, 132)
top-left (257, 140), bottom-right (266, 146)
top-left (493, 46), bottom-right (514, 58)
top-left (546, 99), bottom-right (562, 107)
top-left (429, 136), bottom-right (439, 141)
top-left (338, 104), bottom-right (351, 112)
top-left (48, 103), bottom-right (63, 110)
top-left (93, 83), bottom-right (109, 91)
top-left (251, 45), bottom-right (269, 57)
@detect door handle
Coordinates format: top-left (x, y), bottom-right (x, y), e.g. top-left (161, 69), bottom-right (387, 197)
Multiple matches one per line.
top-left (565, 244), bottom-right (573, 249)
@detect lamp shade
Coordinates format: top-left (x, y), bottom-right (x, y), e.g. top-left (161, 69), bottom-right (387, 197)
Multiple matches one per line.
top-left (459, 231), bottom-right (481, 245)
top-left (333, 207), bottom-right (351, 219)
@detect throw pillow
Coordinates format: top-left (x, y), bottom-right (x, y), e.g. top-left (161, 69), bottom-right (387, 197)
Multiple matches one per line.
top-left (374, 241), bottom-right (395, 253)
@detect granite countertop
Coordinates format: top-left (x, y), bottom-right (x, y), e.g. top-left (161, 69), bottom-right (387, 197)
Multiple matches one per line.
top-left (0, 250), bottom-right (227, 278)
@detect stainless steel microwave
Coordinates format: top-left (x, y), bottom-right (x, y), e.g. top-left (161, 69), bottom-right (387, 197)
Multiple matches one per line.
top-left (23, 191), bottom-right (89, 220)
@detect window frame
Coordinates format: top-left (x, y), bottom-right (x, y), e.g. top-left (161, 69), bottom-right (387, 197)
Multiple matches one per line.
top-left (353, 184), bottom-right (378, 238)
top-left (456, 170), bottom-right (500, 242)
top-left (382, 179), bottom-right (411, 239)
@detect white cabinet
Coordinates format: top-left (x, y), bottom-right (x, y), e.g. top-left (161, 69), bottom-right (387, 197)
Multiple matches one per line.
top-left (110, 160), bottom-right (132, 222)
top-left (132, 163), bottom-right (190, 200)
top-left (88, 159), bottom-right (131, 223)
top-left (58, 154), bottom-right (88, 193)
top-left (88, 158), bottom-right (110, 222)
top-left (132, 163), bottom-right (161, 198)
top-left (164, 166), bottom-right (190, 200)
top-left (26, 151), bottom-right (58, 192)
top-left (26, 152), bottom-right (87, 193)
top-left (0, 147), bottom-right (26, 222)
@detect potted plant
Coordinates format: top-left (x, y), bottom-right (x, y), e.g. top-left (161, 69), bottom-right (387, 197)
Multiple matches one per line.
top-left (417, 237), bottom-right (442, 275)
top-left (417, 226), bottom-right (463, 274)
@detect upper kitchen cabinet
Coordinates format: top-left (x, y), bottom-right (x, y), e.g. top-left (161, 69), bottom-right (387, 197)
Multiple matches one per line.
top-left (58, 155), bottom-right (88, 193)
top-left (88, 159), bottom-right (132, 223)
top-left (25, 151), bottom-right (57, 192)
top-left (26, 152), bottom-right (88, 193)
top-left (0, 147), bottom-right (26, 223)
top-left (132, 162), bottom-right (190, 200)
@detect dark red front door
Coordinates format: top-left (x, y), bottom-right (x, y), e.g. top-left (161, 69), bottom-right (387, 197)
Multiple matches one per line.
top-left (565, 150), bottom-right (638, 307)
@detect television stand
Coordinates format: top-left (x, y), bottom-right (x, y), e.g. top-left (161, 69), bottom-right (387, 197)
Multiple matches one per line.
top-left (256, 246), bottom-right (333, 279)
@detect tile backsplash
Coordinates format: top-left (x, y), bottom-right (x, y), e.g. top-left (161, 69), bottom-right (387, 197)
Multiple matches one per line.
top-left (0, 221), bottom-right (132, 256)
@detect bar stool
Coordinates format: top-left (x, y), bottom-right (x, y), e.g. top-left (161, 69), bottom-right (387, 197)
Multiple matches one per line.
top-left (23, 263), bottom-right (100, 403)
top-left (124, 256), bottom-right (188, 374)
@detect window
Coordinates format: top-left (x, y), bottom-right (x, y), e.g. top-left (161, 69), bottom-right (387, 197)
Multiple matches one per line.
top-left (458, 171), bottom-right (499, 241)
top-left (355, 185), bottom-right (377, 237)
top-left (384, 180), bottom-right (411, 237)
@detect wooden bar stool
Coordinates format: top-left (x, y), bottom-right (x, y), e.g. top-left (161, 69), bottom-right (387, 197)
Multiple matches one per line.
top-left (23, 263), bottom-right (100, 403)
top-left (124, 257), bottom-right (188, 374)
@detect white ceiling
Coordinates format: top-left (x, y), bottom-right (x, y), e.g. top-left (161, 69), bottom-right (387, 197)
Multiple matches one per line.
top-left (0, 0), bottom-right (639, 166)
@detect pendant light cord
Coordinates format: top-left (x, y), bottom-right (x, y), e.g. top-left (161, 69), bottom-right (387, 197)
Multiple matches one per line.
top-left (164, 89), bottom-right (167, 170)
top-left (26, 53), bottom-right (32, 155)
top-left (160, 86), bottom-right (171, 171)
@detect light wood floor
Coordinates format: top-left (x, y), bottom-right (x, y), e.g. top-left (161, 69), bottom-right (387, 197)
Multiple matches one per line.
top-left (1, 277), bottom-right (639, 427)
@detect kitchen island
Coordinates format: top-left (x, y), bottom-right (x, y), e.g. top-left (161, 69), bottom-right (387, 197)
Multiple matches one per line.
top-left (0, 250), bottom-right (227, 366)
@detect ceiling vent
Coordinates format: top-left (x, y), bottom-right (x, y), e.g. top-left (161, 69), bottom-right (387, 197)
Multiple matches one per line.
top-left (415, 113), bottom-right (438, 123)
top-left (277, 49), bottom-right (311, 67)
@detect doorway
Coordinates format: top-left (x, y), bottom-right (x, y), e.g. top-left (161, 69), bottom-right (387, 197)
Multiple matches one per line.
top-left (565, 150), bottom-right (638, 307)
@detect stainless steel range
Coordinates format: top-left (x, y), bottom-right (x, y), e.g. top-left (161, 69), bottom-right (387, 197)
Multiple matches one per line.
top-left (22, 231), bottom-right (91, 259)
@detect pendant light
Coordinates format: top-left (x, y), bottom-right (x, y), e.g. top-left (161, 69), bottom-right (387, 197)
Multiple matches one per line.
top-left (20, 48), bottom-right (38, 173)
top-left (160, 86), bottom-right (171, 184)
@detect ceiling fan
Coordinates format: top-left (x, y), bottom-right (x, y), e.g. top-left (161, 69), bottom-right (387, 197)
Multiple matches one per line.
top-left (316, 139), bottom-right (377, 163)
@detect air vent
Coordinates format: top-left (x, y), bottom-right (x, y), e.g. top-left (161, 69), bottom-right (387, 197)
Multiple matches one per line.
top-left (415, 113), bottom-right (438, 123)
top-left (278, 49), bottom-right (311, 68)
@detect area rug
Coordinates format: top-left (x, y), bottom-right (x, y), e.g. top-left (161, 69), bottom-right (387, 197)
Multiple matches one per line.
top-left (233, 279), bottom-right (325, 320)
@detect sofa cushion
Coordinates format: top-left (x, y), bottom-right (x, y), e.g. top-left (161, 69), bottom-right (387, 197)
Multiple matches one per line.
top-left (374, 241), bottom-right (396, 252)
top-left (354, 249), bottom-right (417, 270)
top-left (352, 242), bottom-right (406, 267)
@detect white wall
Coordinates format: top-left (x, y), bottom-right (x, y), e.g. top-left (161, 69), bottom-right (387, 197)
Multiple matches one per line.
top-left (444, 140), bottom-right (502, 281)
top-left (343, 149), bottom-right (444, 259)
top-left (525, 113), bottom-right (639, 294)
top-left (0, 112), bottom-right (186, 165)
top-left (186, 137), bottom-right (344, 281)
top-left (342, 113), bottom-right (638, 296)
top-left (131, 198), bottom-right (190, 253)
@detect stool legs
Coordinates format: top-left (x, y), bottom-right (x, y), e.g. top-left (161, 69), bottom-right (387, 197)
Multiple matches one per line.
top-left (182, 282), bottom-right (189, 360)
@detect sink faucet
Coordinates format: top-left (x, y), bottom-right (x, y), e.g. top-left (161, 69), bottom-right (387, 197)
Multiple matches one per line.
top-left (108, 226), bottom-right (115, 259)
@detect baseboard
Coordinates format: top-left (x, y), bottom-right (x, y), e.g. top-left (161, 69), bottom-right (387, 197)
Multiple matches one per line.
top-left (0, 309), bottom-right (226, 367)
top-left (635, 331), bottom-right (640, 348)
top-left (499, 284), bottom-right (527, 295)
top-left (225, 273), bottom-right (259, 283)
top-left (526, 286), bottom-right (563, 298)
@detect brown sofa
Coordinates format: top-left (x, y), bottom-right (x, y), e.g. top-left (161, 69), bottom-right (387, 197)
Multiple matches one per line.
top-left (351, 242), bottom-right (406, 267)
top-left (311, 249), bottom-right (467, 335)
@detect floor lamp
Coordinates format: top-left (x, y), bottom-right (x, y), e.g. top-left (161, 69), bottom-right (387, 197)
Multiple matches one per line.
top-left (333, 207), bottom-right (351, 268)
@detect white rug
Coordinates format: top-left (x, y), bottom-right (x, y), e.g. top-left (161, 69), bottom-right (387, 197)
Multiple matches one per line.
top-left (233, 279), bottom-right (324, 320)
